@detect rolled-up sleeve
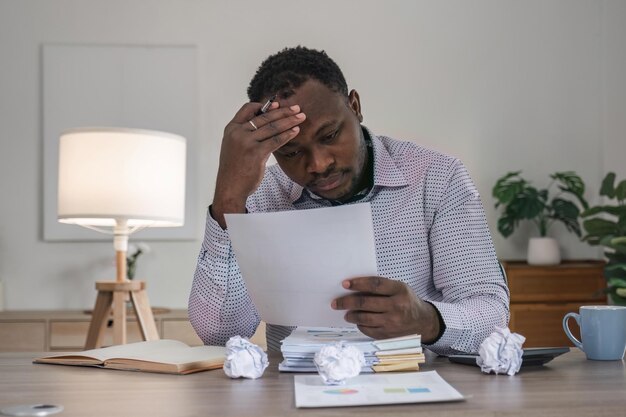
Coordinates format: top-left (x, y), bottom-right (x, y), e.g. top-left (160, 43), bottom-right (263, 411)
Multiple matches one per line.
top-left (188, 207), bottom-right (260, 346)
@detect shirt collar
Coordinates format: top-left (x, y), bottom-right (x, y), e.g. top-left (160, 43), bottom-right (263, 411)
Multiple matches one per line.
top-left (288, 126), bottom-right (409, 204)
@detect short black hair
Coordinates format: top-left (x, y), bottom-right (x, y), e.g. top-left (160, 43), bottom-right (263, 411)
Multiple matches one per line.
top-left (247, 46), bottom-right (348, 102)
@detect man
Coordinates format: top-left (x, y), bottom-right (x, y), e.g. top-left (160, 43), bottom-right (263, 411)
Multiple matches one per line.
top-left (189, 46), bottom-right (509, 355)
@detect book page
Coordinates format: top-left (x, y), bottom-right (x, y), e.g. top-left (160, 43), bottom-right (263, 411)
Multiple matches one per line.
top-left (106, 344), bottom-right (226, 366)
top-left (36, 340), bottom-right (225, 366)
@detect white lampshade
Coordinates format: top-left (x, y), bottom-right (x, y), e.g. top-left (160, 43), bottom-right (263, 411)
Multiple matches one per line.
top-left (58, 127), bottom-right (186, 227)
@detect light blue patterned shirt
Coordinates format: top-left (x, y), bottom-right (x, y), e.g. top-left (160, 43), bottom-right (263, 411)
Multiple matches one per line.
top-left (189, 127), bottom-right (509, 355)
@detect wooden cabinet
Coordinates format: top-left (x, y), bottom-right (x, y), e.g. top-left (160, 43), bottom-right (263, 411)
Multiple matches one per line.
top-left (0, 309), bottom-right (267, 352)
top-left (0, 309), bottom-right (201, 352)
top-left (503, 260), bottom-right (606, 348)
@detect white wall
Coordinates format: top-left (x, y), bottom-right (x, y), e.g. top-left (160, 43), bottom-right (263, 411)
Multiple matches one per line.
top-left (0, 0), bottom-right (624, 310)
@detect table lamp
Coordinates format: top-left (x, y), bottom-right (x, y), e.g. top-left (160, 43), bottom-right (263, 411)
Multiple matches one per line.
top-left (57, 127), bottom-right (186, 349)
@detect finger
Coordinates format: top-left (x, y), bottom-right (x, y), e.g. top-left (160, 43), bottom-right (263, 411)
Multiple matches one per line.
top-left (342, 276), bottom-right (405, 296)
top-left (258, 125), bottom-right (302, 154)
top-left (344, 310), bottom-right (386, 328)
top-left (357, 325), bottom-right (406, 340)
top-left (357, 325), bottom-right (385, 339)
top-left (332, 293), bottom-right (390, 312)
top-left (252, 104), bottom-right (305, 134)
top-left (231, 102), bottom-right (265, 124)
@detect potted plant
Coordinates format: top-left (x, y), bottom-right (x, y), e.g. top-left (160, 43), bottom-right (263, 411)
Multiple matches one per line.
top-left (492, 171), bottom-right (588, 265)
top-left (581, 172), bottom-right (626, 305)
top-left (126, 242), bottom-right (150, 280)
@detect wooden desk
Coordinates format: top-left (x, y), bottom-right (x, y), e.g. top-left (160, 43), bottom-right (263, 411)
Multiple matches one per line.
top-left (1, 350), bottom-right (624, 416)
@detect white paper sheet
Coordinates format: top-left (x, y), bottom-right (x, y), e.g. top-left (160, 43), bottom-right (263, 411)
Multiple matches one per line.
top-left (224, 203), bottom-right (377, 327)
top-left (294, 371), bottom-right (465, 408)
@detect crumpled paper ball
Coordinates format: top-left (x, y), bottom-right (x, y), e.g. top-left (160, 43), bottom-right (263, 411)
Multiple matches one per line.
top-left (477, 327), bottom-right (525, 376)
top-left (313, 341), bottom-right (365, 385)
top-left (223, 335), bottom-right (269, 379)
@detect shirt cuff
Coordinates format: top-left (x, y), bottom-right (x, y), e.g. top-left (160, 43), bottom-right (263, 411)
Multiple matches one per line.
top-left (423, 300), bottom-right (475, 355)
top-left (423, 301), bottom-right (446, 345)
top-left (206, 205), bottom-right (231, 247)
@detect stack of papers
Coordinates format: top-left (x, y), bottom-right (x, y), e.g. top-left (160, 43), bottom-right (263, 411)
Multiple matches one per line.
top-left (372, 336), bottom-right (425, 372)
top-left (279, 327), bottom-right (425, 373)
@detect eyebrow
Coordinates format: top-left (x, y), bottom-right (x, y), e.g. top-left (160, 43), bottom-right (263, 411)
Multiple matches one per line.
top-left (279, 120), bottom-right (339, 152)
top-left (313, 120), bottom-right (338, 138)
top-left (277, 120), bottom-right (339, 151)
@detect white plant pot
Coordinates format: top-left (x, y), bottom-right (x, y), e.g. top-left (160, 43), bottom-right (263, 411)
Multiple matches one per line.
top-left (527, 237), bottom-right (561, 265)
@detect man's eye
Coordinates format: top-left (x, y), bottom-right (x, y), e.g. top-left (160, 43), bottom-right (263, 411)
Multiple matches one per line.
top-left (323, 130), bottom-right (338, 143)
top-left (282, 150), bottom-right (301, 159)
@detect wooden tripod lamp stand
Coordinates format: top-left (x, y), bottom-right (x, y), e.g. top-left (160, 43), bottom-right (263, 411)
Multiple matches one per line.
top-left (57, 127), bottom-right (187, 349)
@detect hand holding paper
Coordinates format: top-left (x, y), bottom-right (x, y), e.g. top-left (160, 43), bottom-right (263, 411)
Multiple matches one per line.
top-left (224, 203), bottom-right (378, 328)
top-left (332, 276), bottom-right (442, 342)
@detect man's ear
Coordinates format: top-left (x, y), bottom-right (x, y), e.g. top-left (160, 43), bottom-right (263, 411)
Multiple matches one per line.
top-left (348, 89), bottom-right (363, 123)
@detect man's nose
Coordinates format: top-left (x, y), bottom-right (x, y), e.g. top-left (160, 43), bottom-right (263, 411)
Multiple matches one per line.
top-left (306, 146), bottom-right (334, 174)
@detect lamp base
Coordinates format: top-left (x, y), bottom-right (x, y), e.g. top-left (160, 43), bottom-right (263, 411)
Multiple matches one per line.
top-left (84, 280), bottom-right (159, 349)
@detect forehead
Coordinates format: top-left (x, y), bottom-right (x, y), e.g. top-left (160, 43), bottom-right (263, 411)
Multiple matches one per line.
top-left (277, 79), bottom-right (348, 133)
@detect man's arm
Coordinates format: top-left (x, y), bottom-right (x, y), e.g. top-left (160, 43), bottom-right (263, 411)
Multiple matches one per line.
top-left (333, 160), bottom-right (509, 355)
top-left (423, 181), bottom-right (510, 355)
top-left (212, 101), bottom-right (305, 229)
top-left (189, 100), bottom-right (306, 344)
top-left (188, 207), bottom-right (260, 345)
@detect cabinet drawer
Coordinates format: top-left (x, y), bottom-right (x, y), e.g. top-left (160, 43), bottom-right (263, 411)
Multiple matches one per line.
top-left (0, 321), bottom-right (46, 351)
top-left (510, 303), bottom-right (589, 348)
top-left (505, 261), bottom-right (605, 302)
top-left (50, 319), bottom-right (144, 350)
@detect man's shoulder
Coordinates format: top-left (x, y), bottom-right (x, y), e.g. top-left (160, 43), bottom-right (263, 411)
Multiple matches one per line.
top-left (373, 134), bottom-right (460, 179)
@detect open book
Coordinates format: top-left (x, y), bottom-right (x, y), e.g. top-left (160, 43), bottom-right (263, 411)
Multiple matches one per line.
top-left (34, 339), bottom-right (226, 375)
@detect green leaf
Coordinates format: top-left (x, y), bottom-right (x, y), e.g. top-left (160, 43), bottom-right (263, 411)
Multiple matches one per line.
top-left (600, 172), bottom-right (616, 198)
top-left (600, 235), bottom-right (617, 246)
top-left (606, 252), bottom-right (626, 263)
top-left (551, 171), bottom-right (584, 193)
top-left (497, 216), bottom-right (516, 238)
top-left (507, 187), bottom-right (545, 219)
top-left (609, 290), bottom-right (626, 304)
top-left (612, 244), bottom-right (626, 255)
top-left (616, 180), bottom-right (626, 202)
top-left (552, 172), bottom-right (587, 209)
top-left (581, 206), bottom-right (602, 217)
top-left (583, 218), bottom-right (617, 236)
top-left (492, 171), bottom-right (525, 205)
top-left (582, 235), bottom-right (601, 245)
top-left (581, 205), bottom-right (625, 218)
top-left (550, 198), bottom-right (581, 236)
top-left (605, 263), bottom-right (626, 273)
top-left (607, 277), bottom-right (626, 288)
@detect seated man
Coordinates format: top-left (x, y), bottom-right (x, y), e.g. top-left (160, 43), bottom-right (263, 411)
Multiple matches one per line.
top-left (189, 46), bottom-right (509, 355)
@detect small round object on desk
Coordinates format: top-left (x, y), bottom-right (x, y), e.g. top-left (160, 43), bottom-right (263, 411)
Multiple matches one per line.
top-left (0, 404), bottom-right (64, 417)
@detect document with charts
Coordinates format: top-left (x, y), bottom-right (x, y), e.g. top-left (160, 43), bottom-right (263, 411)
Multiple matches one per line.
top-left (224, 203), bottom-right (378, 327)
top-left (294, 371), bottom-right (465, 408)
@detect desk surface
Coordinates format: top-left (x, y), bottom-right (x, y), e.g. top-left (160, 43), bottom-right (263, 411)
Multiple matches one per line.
top-left (1, 349), bottom-right (624, 417)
